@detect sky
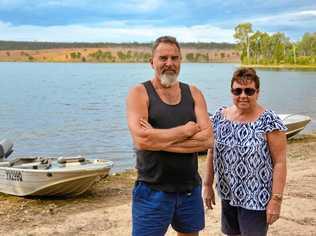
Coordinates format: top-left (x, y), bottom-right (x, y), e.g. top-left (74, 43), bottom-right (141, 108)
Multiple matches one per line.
top-left (0, 0), bottom-right (315, 43)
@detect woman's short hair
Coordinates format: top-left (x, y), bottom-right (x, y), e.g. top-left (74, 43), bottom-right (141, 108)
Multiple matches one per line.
top-left (231, 67), bottom-right (260, 89)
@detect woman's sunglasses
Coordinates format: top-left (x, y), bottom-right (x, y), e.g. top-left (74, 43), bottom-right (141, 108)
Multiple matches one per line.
top-left (231, 88), bottom-right (257, 96)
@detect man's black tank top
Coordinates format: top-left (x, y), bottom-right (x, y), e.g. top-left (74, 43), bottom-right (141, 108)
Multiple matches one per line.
top-left (135, 80), bottom-right (201, 192)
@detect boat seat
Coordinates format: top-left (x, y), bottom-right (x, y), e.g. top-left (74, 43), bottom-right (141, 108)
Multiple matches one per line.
top-left (0, 139), bottom-right (14, 159)
top-left (13, 161), bottom-right (52, 170)
top-left (0, 161), bottom-right (10, 167)
top-left (57, 156), bottom-right (85, 164)
top-left (9, 157), bottom-right (38, 167)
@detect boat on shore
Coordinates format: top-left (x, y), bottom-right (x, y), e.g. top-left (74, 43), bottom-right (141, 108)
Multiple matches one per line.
top-left (0, 140), bottom-right (113, 197)
top-left (279, 114), bottom-right (311, 139)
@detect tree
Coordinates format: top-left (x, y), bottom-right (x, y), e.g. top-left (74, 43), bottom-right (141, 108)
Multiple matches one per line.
top-left (234, 22), bottom-right (315, 65)
top-left (291, 42), bottom-right (297, 64)
top-left (234, 23), bottom-right (253, 63)
top-left (117, 51), bottom-right (126, 61)
top-left (249, 31), bottom-right (263, 64)
top-left (185, 53), bottom-right (195, 62)
top-left (269, 33), bottom-right (290, 64)
top-left (70, 52), bottom-right (81, 59)
top-left (297, 33), bottom-right (316, 56)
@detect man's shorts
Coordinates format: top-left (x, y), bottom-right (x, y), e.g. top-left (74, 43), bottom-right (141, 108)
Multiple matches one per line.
top-left (221, 199), bottom-right (268, 236)
top-left (132, 181), bottom-right (205, 236)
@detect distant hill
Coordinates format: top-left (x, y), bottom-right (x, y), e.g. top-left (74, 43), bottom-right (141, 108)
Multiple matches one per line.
top-left (0, 41), bottom-right (239, 63)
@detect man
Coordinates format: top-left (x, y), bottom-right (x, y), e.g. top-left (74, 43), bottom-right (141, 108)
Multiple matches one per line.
top-left (126, 36), bottom-right (213, 236)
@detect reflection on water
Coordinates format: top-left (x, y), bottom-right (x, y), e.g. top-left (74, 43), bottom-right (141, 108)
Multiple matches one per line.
top-left (0, 62), bottom-right (315, 172)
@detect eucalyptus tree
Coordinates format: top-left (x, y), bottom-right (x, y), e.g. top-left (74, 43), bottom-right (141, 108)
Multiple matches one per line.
top-left (269, 33), bottom-right (290, 64)
top-left (249, 31), bottom-right (261, 64)
top-left (298, 33), bottom-right (316, 56)
top-left (234, 23), bottom-right (253, 63)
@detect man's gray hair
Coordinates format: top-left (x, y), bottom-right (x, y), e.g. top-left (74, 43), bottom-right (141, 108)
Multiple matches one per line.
top-left (152, 36), bottom-right (181, 55)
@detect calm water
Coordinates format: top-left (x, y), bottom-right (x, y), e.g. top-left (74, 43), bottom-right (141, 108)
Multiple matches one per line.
top-left (0, 62), bottom-right (315, 172)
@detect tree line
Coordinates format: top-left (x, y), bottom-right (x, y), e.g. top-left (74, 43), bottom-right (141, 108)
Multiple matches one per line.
top-left (87, 50), bottom-right (152, 62)
top-left (71, 50), bottom-right (235, 63)
top-left (0, 41), bottom-right (235, 51)
top-left (234, 23), bottom-right (316, 65)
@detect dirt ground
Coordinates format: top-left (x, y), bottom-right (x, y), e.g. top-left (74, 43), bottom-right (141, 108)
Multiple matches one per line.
top-left (0, 134), bottom-right (315, 236)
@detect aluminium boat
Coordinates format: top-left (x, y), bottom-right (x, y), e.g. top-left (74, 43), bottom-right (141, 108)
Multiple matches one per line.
top-left (0, 139), bottom-right (113, 197)
top-left (279, 114), bottom-right (311, 139)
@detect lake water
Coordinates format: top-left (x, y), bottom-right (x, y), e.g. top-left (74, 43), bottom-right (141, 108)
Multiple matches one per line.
top-left (0, 62), bottom-right (315, 172)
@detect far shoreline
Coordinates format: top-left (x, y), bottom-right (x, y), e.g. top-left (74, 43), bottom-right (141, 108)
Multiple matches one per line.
top-left (2, 61), bottom-right (316, 70)
top-left (241, 64), bottom-right (316, 70)
top-left (0, 60), bottom-right (239, 64)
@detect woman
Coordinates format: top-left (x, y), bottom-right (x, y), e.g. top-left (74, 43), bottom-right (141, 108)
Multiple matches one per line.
top-left (203, 68), bottom-right (287, 236)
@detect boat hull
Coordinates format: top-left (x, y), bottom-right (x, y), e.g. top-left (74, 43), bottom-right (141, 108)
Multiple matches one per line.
top-left (0, 159), bottom-right (113, 197)
top-left (279, 114), bottom-right (311, 139)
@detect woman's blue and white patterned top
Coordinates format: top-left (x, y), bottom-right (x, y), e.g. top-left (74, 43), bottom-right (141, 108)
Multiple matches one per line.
top-left (212, 106), bottom-right (287, 210)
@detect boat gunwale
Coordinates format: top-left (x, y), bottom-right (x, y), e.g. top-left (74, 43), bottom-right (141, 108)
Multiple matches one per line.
top-left (0, 160), bottom-right (113, 174)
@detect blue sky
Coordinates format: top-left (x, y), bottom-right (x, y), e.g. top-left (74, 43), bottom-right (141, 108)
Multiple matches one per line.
top-left (0, 0), bottom-right (315, 43)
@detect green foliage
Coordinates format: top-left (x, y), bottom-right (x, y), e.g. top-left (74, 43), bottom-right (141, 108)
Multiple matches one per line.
top-left (234, 23), bottom-right (253, 63)
top-left (70, 52), bottom-right (81, 59)
top-left (88, 49), bottom-right (152, 63)
top-left (186, 53), bottom-right (195, 62)
top-left (297, 33), bottom-right (316, 56)
top-left (185, 52), bottom-right (209, 62)
top-left (196, 53), bottom-right (209, 62)
top-left (117, 51), bottom-right (126, 61)
top-left (132, 51), bottom-right (151, 62)
top-left (89, 50), bottom-right (114, 62)
top-left (235, 23), bottom-right (316, 65)
top-left (116, 50), bottom-right (150, 62)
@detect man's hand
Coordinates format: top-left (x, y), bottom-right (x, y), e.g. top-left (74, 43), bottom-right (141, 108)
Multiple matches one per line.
top-left (139, 118), bottom-right (152, 129)
top-left (266, 198), bottom-right (282, 225)
top-left (183, 121), bottom-right (200, 137)
top-left (140, 118), bottom-right (200, 138)
top-left (203, 185), bottom-right (216, 210)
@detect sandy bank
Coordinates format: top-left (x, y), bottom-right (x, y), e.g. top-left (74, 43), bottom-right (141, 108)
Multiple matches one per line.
top-left (0, 133), bottom-right (315, 235)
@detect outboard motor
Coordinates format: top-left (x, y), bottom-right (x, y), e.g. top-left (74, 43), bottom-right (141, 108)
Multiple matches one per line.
top-left (0, 139), bottom-right (14, 159)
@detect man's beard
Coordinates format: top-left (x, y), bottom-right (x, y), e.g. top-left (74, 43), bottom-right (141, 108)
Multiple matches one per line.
top-left (160, 72), bottom-right (178, 87)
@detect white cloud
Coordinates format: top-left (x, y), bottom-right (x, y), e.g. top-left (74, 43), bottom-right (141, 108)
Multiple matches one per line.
top-left (250, 10), bottom-right (316, 26)
top-left (0, 0), bottom-right (165, 12)
top-left (0, 20), bottom-right (234, 43)
top-left (126, 0), bottom-right (163, 12)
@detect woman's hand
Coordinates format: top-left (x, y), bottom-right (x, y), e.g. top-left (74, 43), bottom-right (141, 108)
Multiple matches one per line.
top-left (266, 198), bottom-right (282, 225)
top-left (203, 185), bottom-right (216, 209)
